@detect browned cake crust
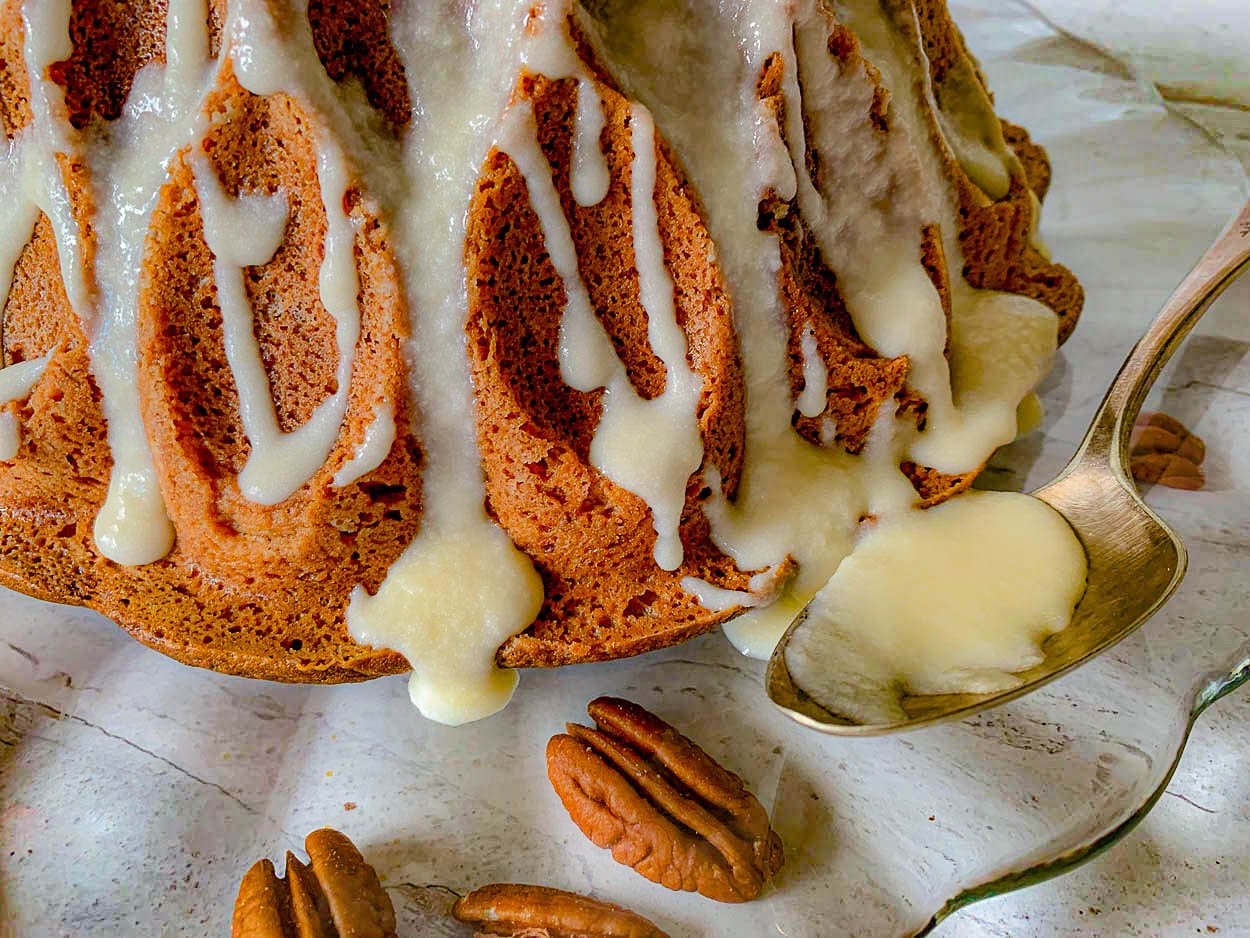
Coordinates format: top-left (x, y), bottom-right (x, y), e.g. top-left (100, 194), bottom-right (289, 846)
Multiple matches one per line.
top-left (0, 0), bottom-right (1081, 682)
top-left (0, 0), bottom-right (412, 682)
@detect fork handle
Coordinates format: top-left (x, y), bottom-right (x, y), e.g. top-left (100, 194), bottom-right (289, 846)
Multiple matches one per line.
top-left (1070, 198), bottom-right (1250, 477)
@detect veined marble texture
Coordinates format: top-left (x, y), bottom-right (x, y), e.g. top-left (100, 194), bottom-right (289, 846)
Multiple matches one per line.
top-left (2, 2), bottom-right (1248, 936)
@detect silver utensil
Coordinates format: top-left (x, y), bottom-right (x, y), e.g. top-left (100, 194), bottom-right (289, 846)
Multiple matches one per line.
top-left (766, 198), bottom-right (1250, 735)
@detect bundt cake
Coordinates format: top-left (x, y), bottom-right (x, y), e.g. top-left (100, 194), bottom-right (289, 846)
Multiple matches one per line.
top-left (0, 0), bottom-right (1081, 722)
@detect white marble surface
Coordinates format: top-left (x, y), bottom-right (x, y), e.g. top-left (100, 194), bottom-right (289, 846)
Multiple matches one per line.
top-left (1016, 0), bottom-right (1249, 108)
top-left (940, 1), bottom-right (1250, 935)
top-left (946, 684), bottom-right (1250, 937)
top-left (1, 2), bottom-right (1249, 938)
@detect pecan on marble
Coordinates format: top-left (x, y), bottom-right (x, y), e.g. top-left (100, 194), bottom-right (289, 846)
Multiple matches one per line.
top-left (451, 883), bottom-right (669, 937)
top-left (232, 828), bottom-right (397, 938)
top-left (546, 696), bottom-right (784, 903)
top-left (1130, 411), bottom-right (1206, 490)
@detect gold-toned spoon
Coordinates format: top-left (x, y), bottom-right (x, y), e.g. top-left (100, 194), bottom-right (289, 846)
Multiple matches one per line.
top-left (766, 198), bottom-right (1250, 735)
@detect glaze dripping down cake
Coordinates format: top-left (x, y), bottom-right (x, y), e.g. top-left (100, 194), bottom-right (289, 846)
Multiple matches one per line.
top-left (0, 0), bottom-right (1081, 722)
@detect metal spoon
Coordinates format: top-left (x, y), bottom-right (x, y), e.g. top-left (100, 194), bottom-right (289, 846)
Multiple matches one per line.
top-left (766, 198), bottom-right (1250, 735)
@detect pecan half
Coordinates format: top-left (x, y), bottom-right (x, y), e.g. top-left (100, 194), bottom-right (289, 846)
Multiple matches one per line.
top-left (232, 828), bottom-right (397, 938)
top-left (1130, 411), bottom-right (1206, 490)
top-left (547, 697), bottom-right (784, 903)
top-left (452, 883), bottom-right (669, 937)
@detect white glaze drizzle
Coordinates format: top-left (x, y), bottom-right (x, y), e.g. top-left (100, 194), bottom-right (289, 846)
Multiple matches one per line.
top-left (519, 9), bottom-right (611, 209)
top-left (6, 0), bottom-right (226, 564)
top-left (680, 576), bottom-right (761, 613)
top-left (191, 151), bottom-right (304, 503)
top-left (85, 0), bottom-right (214, 565)
top-left (615, 102), bottom-right (704, 568)
top-left (579, 0), bottom-right (1061, 659)
top-left (819, 416), bottom-right (839, 447)
top-left (813, 0), bottom-right (1055, 474)
top-left (192, 134), bottom-right (362, 505)
top-left (1027, 190), bottom-right (1051, 259)
top-left (681, 565), bottom-right (787, 613)
top-left (0, 353), bottom-right (51, 460)
top-left (1, 0), bottom-right (390, 559)
top-left (346, 0), bottom-right (544, 725)
top-left (0, 137), bottom-right (40, 311)
top-left (332, 401), bottom-right (396, 488)
top-left (18, 1), bottom-right (88, 318)
top-left (179, 0), bottom-right (539, 724)
top-left (586, 3), bottom-right (874, 654)
top-left (796, 323), bottom-right (827, 418)
top-left (620, 104), bottom-right (703, 568)
top-left (228, 20), bottom-right (377, 495)
top-left (572, 78), bottom-right (610, 206)
top-left (927, 45), bottom-right (1016, 201)
top-left (753, 97), bottom-right (798, 203)
top-left (498, 86), bottom-right (703, 571)
top-left (164, 0), bottom-right (211, 106)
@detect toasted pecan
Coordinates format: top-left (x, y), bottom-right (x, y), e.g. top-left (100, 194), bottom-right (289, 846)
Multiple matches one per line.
top-left (1130, 411), bottom-right (1206, 490)
top-left (232, 828), bottom-right (397, 938)
top-left (452, 883), bottom-right (668, 937)
top-left (547, 697), bottom-right (783, 903)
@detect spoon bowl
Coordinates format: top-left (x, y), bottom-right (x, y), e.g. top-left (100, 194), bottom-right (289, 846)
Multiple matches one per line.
top-left (767, 198), bottom-right (1250, 735)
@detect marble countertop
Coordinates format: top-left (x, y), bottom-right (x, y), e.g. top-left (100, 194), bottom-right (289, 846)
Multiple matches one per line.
top-left (946, 681), bottom-right (1250, 937)
top-left (942, 2), bottom-right (1250, 935)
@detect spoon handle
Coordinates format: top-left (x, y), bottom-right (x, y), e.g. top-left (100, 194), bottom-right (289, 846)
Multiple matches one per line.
top-left (1070, 198), bottom-right (1250, 477)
